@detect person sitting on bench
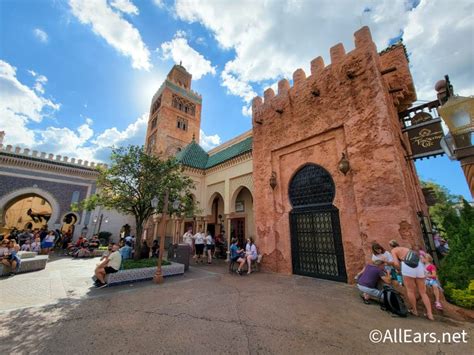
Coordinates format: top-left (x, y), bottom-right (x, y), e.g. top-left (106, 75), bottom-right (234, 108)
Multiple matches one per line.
top-left (94, 244), bottom-right (121, 288)
top-left (237, 237), bottom-right (257, 275)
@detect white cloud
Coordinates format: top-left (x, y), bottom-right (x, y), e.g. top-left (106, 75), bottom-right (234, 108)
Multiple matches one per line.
top-left (199, 129), bottom-right (221, 151)
top-left (152, 0), bottom-right (165, 9)
top-left (94, 113), bottom-right (147, 148)
top-left (160, 31), bottom-right (216, 80)
top-left (69, 0), bottom-right (151, 70)
top-left (33, 28), bottom-right (48, 43)
top-left (403, 0), bottom-right (474, 100)
top-left (109, 0), bottom-right (139, 15)
top-left (0, 59), bottom-right (148, 163)
top-left (0, 60), bottom-right (59, 145)
top-left (220, 68), bottom-right (256, 103)
top-left (241, 105), bottom-right (252, 117)
top-left (174, 0), bottom-right (473, 109)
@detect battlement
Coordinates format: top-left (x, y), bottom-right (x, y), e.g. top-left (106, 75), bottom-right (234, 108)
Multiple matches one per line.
top-left (252, 26), bottom-right (416, 124)
top-left (0, 140), bottom-right (106, 170)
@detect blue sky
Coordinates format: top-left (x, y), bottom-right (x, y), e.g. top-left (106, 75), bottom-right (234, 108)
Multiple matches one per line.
top-left (0, 0), bottom-right (472, 199)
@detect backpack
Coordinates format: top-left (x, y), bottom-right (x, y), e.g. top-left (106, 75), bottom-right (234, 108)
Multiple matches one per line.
top-left (380, 285), bottom-right (408, 317)
top-left (403, 250), bottom-right (420, 268)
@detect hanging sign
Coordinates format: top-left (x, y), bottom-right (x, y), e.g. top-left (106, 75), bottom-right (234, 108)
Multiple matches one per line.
top-left (404, 118), bottom-right (445, 160)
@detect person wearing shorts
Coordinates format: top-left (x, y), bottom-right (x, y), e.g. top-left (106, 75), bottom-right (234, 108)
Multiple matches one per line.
top-left (193, 230), bottom-right (205, 263)
top-left (390, 240), bottom-right (433, 320)
top-left (205, 232), bottom-right (215, 264)
top-left (94, 244), bottom-right (121, 288)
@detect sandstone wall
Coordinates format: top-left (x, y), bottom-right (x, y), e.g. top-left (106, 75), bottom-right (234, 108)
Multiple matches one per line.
top-left (252, 26), bottom-right (428, 281)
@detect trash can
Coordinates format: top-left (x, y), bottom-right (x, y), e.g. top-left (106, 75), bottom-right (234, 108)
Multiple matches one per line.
top-left (169, 243), bottom-right (190, 271)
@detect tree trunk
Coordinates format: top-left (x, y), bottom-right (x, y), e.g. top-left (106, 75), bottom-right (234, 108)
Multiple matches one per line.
top-left (134, 218), bottom-right (143, 260)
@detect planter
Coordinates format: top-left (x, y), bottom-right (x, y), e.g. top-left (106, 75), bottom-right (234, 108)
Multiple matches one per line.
top-left (105, 262), bottom-right (185, 286)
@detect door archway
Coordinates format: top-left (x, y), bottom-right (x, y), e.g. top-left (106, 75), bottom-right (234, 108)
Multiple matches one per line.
top-left (289, 164), bottom-right (347, 282)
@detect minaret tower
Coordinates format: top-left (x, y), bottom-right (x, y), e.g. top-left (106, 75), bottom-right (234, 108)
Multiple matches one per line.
top-left (145, 64), bottom-right (202, 157)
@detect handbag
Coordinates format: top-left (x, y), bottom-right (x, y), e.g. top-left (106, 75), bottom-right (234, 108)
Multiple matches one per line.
top-left (403, 250), bottom-right (420, 268)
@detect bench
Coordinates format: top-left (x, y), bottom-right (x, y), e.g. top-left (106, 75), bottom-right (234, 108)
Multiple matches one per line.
top-left (229, 254), bottom-right (263, 273)
top-left (0, 255), bottom-right (48, 276)
top-left (105, 262), bottom-right (185, 286)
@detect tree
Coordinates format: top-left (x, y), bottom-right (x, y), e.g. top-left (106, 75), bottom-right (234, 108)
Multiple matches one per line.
top-left (72, 145), bottom-right (194, 259)
top-left (420, 180), bottom-right (461, 233)
top-left (421, 180), bottom-right (474, 308)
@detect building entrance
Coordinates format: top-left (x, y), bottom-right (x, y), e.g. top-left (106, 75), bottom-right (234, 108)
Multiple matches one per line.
top-left (289, 164), bottom-right (347, 282)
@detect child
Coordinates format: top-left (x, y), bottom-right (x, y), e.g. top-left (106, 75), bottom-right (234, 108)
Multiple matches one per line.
top-left (31, 237), bottom-right (41, 253)
top-left (422, 253), bottom-right (443, 310)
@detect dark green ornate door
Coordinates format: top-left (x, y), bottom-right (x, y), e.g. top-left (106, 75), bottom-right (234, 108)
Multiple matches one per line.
top-left (289, 164), bottom-right (347, 282)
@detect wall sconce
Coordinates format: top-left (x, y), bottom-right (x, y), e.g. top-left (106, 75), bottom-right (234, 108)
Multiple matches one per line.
top-left (338, 153), bottom-right (350, 175)
top-left (269, 171), bottom-right (277, 189)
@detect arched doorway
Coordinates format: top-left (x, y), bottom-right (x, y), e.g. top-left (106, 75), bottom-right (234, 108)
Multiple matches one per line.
top-left (207, 193), bottom-right (224, 237)
top-left (230, 186), bottom-right (254, 247)
top-left (3, 194), bottom-right (52, 230)
top-left (289, 164), bottom-right (347, 282)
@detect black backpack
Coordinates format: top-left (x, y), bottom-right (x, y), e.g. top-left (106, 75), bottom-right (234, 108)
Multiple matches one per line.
top-left (380, 285), bottom-right (408, 317)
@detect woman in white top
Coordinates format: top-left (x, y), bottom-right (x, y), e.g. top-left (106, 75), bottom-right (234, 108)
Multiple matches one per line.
top-left (193, 230), bottom-right (205, 263)
top-left (237, 237), bottom-right (258, 275)
top-left (205, 232), bottom-right (215, 264)
top-left (182, 228), bottom-right (194, 253)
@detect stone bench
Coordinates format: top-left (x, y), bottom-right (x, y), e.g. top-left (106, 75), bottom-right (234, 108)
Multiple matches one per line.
top-left (92, 249), bottom-right (105, 257)
top-left (17, 251), bottom-right (38, 259)
top-left (229, 254), bottom-right (263, 273)
top-left (0, 255), bottom-right (48, 276)
top-left (105, 262), bottom-right (185, 286)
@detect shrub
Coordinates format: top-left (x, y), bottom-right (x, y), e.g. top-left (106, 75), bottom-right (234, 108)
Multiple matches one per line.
top-left (122, 258), bottom-right (171, 270)
top-left (98, 231), bottom-right (112, 244)
top-left (443, 281), bottom-right (474, 310)
top-left (438, 200), bottom-right (474, 291)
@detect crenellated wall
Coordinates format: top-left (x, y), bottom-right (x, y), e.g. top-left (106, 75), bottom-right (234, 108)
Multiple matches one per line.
top-left (252, 26), bottom-right (427, 281)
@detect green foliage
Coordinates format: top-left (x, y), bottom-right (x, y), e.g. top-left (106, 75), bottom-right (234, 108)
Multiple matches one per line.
top-left (72, 145), bottom-right (194, 259)
top-left (421, 180), bottom-right (461, 233)
top-left (71, 194), bottom-right (100, 212)
top-left (122, 258), bottom-right (171, 270)
top-left (422, 181), bottom-right (473, 309)
top-left (438, 200), bottom-right (474, 290)
top-left (443, 281), bottom-right (474, 309)
top-left (98, 231), bottom-right (112, 244)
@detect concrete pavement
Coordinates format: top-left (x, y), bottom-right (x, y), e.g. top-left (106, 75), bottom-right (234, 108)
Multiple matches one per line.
top-left (0, 258), bottom-right (472, 354)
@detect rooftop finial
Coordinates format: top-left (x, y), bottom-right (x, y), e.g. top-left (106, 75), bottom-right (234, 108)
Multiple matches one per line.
top-left (179, 60), bottom-right (182, 66)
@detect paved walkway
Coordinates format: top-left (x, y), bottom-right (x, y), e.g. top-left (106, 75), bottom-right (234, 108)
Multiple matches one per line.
top-left (0, 258), bottom-right (472, 354)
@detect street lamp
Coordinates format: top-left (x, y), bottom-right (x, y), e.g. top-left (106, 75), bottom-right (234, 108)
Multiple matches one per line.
top-left (436, 77), bottom-right (474, 196)
top-left (151, 192), bottom-right (181, 284)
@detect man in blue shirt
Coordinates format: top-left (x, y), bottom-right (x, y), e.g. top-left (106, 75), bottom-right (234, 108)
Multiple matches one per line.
top-left (119, 241), bottom-right (133, 261)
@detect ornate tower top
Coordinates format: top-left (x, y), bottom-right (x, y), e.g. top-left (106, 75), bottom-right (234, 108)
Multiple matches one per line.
top-left (167, 64), bottom-right (192, 90)
top-left (144, 64), bottom-right (203, 157)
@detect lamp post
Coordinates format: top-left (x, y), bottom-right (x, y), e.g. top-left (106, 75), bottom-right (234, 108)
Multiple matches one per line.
top-left (151, 192), bottom-right (181, 284)
top-left (93, 214), bottom-right (109, 234)
top-left (436, 76), bottom-right (474, 196)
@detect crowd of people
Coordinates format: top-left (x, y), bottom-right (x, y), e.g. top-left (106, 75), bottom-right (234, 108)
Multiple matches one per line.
top-left (0, 227), bottom-right (70, 275)
top-left (355, 239), bottom-right (445, 321)
top-left (181, 227), bottom-right (259, 275)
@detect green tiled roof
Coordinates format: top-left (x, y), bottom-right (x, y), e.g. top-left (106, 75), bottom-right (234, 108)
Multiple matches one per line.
top-left (206, 136), bottom-right (252, 168)
top-left (176, 140), bottom-right (208, 169)
top-left (177, 136), bottom-right (253, 170)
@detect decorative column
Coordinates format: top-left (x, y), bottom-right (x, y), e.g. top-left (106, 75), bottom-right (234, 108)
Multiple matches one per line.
top-left (225, 214), bottom-right (231, 261)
